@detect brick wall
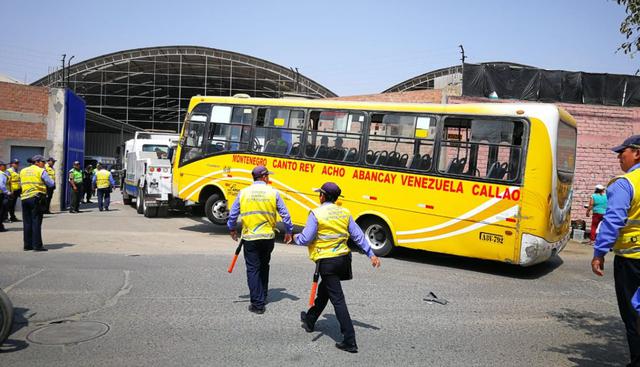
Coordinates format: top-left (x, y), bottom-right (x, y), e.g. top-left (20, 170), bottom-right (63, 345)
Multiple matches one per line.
top-left (0, 81), bottom-right (49, 140)
top-left (328, 89), bottom-right (442, 103)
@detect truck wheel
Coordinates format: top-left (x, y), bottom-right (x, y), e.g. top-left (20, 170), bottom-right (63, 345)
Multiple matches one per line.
top-left (144, 205), bottom-right (158, 218)
top-left (0, 288), bottom-right (14, 346)
top-left (122, 190), bottom-right (131, 205)
top-left (157, 207), bottom-right (169, 217)
top-left (136, 190), bottom-right (144, 214)
top-left (359, 217), bottom-right (394, 257)
top-left (205, 194), bottom-right (229, 225)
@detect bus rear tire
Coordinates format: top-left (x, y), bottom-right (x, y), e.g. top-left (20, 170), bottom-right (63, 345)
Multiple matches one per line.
top-left (205, 194), bottom-right (229, 225)
top-left (359, 217), bottom-right (394, 257)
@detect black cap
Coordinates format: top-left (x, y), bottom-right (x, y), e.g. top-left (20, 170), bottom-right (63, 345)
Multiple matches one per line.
top-left (612, 135), bottom-right (640, 153)
top-left (31, 155), bottom-right (46, 162)
top-left (314, 182), bottom-right (342, 198)
top-left (47, 157), bottom-right (56, 162)
top-left (0, 161), bottom-right (5, 166)
top-left (251, 165), bottom-right (273, 179)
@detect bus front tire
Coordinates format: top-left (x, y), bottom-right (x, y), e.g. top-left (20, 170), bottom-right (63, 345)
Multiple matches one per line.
top-left (360, 217), bottom-right (394, 257)
top-left (205, 194), bottom-right (229, 225)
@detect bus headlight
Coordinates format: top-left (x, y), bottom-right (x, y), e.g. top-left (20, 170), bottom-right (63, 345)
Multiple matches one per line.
top-left (519, 232), bottom-right (569, 266)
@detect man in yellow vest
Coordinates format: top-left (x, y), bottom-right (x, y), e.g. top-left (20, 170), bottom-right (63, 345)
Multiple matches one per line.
top-left (44, 157), bottom-right (57, 214)
top-left (592, 135), bottom-right (640, 363)
top-left (20, 155), bottom-right (55, 251)
top-left (68, 161), bottom-right (84, 213)
top-left (6, 158), bottom-right (21, 222)
top-left (92, 163), bottom-right (115, 211)
top-left (293, 182), bottom-right (381, 353)
top-left (227, 165), bottom-right (293, 314)
top-left (0, 161), bottom-right (9, 232)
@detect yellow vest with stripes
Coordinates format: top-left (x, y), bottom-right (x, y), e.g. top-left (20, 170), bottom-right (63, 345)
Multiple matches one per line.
top-left (239, 183), bottom-right (278, 240)
top-left (610, 168), bottom-right (640, 259)
top-left (96, 169), bottom-right (111, 189)
top-left (7, 167), bottom-right (20, 191)
top-left (308, 204), bottom-right (351, 262)
top-left (20, 165), bottom-right (46, 200)
top-left (45, 163), bottom-right (55, 182)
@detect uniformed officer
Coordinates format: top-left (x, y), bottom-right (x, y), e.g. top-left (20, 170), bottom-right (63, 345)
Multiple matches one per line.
top-left (6, 158), bottom-right (21, 222)
top-left (227, 165), bottom-right (293, 314)
top-left (0, 161), bottom-right (9, 232)
top-left (20, 155), bottom-right (54, 251)
top-left (592, 135), bottom-right (640, 364)
top-left (68, 161), bottom-right (84, 213)
top-left (44, 157), bottom-right (57, 214)
top-left (92, 163), bottom-right (115, 211)
top-left (83, 164), bottom-right (94, 203)
top-left (293, 182), bottom-right (381, 353)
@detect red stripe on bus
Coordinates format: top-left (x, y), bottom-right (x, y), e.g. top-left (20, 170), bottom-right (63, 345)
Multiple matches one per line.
top-left (506, 218), bottom-right (516, 223)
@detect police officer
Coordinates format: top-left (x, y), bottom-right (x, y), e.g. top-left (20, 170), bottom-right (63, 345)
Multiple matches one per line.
top-left (294, 182), bottom-right (381, 353)
top-left (92, 163), bottom-right (115, 211)
top-left (83, 164), bottom-right (94, 203)
top-left (592, 135), bottom-right (640, 364)
top-left (227, 165), bottom-right (293, 314)
top-left (44, 157), bottom-right (57, 214)
top-left (20, 155), bottom-right (54, 251)
top-left (0, 161), bottom-right (9, 232)
top-left (6, 158), bottom-right (21, 222)
top-left (68, 161), bottom-right (83, 213)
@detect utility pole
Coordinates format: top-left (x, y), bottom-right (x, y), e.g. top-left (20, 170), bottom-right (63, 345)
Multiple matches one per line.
top-left (458, 45), bottom-right (467, 94)
top-left (61, 54), bottom-right (66, 88)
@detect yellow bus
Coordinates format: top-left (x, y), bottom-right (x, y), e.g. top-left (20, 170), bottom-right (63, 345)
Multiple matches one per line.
top-left (173, 95), bottom-right (576, 266)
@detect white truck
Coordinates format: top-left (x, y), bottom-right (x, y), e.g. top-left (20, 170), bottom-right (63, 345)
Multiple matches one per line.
top-left (121, 131), bottom-right (179, 217)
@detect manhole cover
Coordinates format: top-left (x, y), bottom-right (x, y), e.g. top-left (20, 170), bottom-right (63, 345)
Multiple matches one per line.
top-left (27, 320), bottom-right (109, 345)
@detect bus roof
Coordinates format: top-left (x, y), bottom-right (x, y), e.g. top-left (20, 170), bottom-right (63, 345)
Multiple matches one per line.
top-left (188, 95), bottom-right (576, 128)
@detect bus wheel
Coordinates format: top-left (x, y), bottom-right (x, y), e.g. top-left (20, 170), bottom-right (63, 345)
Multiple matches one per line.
top-left (360, 217), bottom-right (394, 257)
top-left (205, 194), bottom-right (229, 225)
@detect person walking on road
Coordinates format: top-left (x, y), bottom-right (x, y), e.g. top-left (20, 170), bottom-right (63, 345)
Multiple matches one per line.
top-left (44, 157), bottom-right (57, 214)
top-left (6, 158), bottom-right (21, 222)
top-left (591, 135), bottom-right (640, 364)
top-left (20, 155), bottom-right (54, 251)
top-left (586, 184), bottom-right (608, 243)
top-left (92, 164), bottom-right (115, 211)
top-left (68, 161), bottom-right (83, 213)
top-left (83, 164), bottom-right (94, 204)
top-left (293, 182), bottom-right (381, 353)
top-left (0, 161), bottom-right (9, 232)
top-left (227, 165), bottom-right (293, 315)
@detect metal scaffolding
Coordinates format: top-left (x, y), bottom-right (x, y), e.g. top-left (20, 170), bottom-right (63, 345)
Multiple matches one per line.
top-left (32, 46), bottom-right (337, 132)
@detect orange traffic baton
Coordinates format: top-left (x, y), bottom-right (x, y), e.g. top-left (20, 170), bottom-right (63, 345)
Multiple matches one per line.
top-left (227, 240), bottom-right (243, 273)
top-left (308, 261), bottom-right (320, 307)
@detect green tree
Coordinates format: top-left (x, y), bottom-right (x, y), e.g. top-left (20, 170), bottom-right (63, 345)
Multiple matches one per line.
top-left (617, 0), bottom-right (640, 56)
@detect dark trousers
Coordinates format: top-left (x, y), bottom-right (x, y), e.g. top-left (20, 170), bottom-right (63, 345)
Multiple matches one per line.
top-left (45, 187), bottom-right (55, 213)
top-left (70, 186), bottom-right (82, 212)
top-left (84, 182), bottom-right (92, 202)
top-left (614, 255), bottom-right (640, 362)
top-left (306, 254), bottom-right (356, 345)
top-left (0, 193), bottom-right (7, 230)
top-left (22, 197), bottom-right (44, 250)
top-left (97, 188), bottom-right (111, 210)
top-left (243, 239), bottom-right (275, 309)
top-left (8, 188), bottom-right (19, 220)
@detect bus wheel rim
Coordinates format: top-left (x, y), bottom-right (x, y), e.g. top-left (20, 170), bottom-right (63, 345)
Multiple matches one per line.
top-left (212, 200), bottom-right (228, 220)
top-left (366, 224), bottom-right (386, 249)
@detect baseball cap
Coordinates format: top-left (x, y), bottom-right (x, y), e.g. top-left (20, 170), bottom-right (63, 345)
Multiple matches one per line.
top-left (31, 155), bottom-right (46, 162)
top-left (612, 135), bottom-right (640, 153)
top-left (251, 165), bottom-right (273, 178)
top-left (73, 161), bottom-right (80, 165)
top-left (0, 160), bottom-right (5, 166)
top-left (11, 158), bottom-right (19, 164)
top-left (314, 182), bottom-right (342, 198)
top-left (595, 184), bottom-right (605, 190)
top-left (47, 157), bottom-right (56, 162)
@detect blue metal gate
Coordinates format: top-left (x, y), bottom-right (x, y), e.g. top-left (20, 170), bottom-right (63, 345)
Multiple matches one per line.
top-left (62, 89), bottom-right (86, 209)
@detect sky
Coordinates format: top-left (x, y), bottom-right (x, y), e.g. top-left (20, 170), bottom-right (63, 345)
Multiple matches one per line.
top-left (0, 0), bottom-right (637, 96)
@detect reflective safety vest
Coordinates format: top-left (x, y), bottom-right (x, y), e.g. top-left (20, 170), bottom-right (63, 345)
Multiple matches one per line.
top-left (308, 204), bottom-right (351, 262)
top-left (96, 169), bottom-right (111, 189)
top-left (7, 167), bottom-right (20, 192)
top-left (610, 168), bottom-right (640, 259)
top-left (69, 168), bottom-right (83, 183)
top-left (20, 165), bottom-right (46, 200)
top-left (45, 163), bottom-right (55, 182)
top-left (239, 184), bottom-right (278, 240)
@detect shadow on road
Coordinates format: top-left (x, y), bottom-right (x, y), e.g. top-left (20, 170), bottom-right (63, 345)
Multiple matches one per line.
top-left (311, 314), bottom-right (381, 343)
top-left (45, 243), bottom-right (74, 250)
top-left (547, 308), bottom-right (628, 366)
top-left (236, 288), bottom-right (300, 304)
top-left (0, 307), bottom-right (30, 353)
top-left (378, 246), bottom-right (564, 279)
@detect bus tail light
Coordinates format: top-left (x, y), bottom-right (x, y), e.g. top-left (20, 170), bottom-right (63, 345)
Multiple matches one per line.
top-left (418, 204), bottom-right (434, 210)
top-left (506, 218), bottom-right (516, 223)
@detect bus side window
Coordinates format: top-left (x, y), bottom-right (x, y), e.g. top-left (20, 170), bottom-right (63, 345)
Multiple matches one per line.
top-left (253, 108), bottom-right (304, 157)
top-left (305, 110), bottom-right (363, 163)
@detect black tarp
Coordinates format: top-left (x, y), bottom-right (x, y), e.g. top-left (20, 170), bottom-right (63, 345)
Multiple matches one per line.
top-left (462, 63), bottom-right (640, 107)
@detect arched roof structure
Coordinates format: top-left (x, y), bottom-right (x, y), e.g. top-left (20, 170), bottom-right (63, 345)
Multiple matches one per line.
top-left (32, 46), bottom-right (337, 131)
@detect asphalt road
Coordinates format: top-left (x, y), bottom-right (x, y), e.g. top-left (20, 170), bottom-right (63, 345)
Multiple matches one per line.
top-left (0, 200), bottom-right (628, 366)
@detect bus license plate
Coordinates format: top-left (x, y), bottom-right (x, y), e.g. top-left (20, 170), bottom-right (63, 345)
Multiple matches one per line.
top-left (479, 232), bottom-right (503, 244)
